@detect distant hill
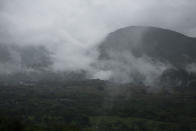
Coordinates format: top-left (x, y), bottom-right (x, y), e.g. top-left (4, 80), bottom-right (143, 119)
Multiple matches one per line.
top-left (0, 43), bottom-right (88, 82)
top-left (98, 26), bottom-right (196, 86)
top-left (0, 43), bottom-right (52, 72)
top-left (100, 26), bottom-right (196, 67)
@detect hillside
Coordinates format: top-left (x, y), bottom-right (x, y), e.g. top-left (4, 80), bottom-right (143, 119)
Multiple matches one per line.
top-left (98, 26), bottom-right (196, 85)
top-left (100, 26), bottom-right (196, 67)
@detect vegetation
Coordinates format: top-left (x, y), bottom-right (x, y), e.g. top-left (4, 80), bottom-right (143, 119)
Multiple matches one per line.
top-left (0, 79), bottom-right (196, 131)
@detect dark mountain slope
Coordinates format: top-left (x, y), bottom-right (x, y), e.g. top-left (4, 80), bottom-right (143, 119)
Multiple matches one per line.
top-left (98, 26), bottom-right (196, 85)
top-left (99, 26), bottom-right (196, 68)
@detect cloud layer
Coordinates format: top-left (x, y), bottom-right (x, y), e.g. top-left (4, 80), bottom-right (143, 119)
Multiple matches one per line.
top-left (0, 0), bottom-right (196, 75)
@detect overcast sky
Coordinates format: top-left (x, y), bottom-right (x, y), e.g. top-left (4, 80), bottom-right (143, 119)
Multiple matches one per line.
top-left (0, 0), bottom-right (196, 72)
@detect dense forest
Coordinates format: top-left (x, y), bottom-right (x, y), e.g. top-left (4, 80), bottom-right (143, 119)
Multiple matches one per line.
top-left (0, 79), bottom-right (196, 131)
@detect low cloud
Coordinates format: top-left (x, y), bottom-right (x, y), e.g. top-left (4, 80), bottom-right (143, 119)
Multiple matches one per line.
top-left (93, 51), bottom-right (170, 85)
top-left (0, 0), bottom-right (196, 83)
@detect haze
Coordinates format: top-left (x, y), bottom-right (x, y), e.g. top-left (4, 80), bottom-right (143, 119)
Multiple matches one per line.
top-left (0, 0), bottom-right (196, 83)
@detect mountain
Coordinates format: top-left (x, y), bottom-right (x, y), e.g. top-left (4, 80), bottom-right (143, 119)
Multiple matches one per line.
top-left (0, 43), bottom-right (88, 83)
top-left (0, 43), bottom-right (52, 73)
top-left (1, 26), bottom-right (196, 87)
top-left (99, 26), bottom-right (196, 67)
top-left (98, 26), bottom-right (196, 86)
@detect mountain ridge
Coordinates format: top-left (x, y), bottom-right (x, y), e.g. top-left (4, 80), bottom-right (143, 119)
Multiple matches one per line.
top-left (98, 26), bottom-right (196, 86)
